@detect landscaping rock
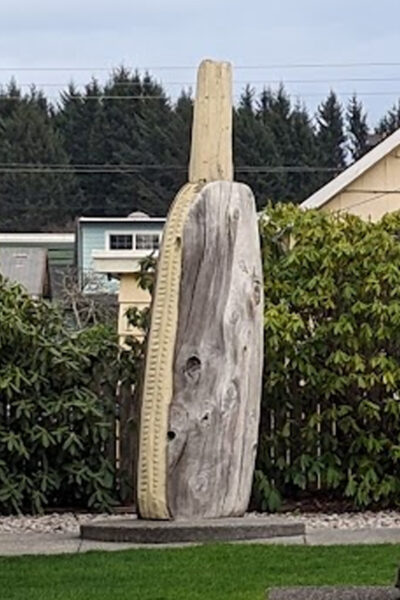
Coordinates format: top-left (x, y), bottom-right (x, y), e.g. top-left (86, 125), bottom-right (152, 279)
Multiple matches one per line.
top-left (251, 511), bottom-right (400, 531)
top-left (3, 510), bottom-right (400, 536)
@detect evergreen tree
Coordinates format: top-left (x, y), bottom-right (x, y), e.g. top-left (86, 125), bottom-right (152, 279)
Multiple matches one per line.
top-left (257, 85), bottom-right (292, 154)
top-left (252, 86), bottom-right (318, 204)
top-left (316, 91), bottom-right (346, 185)
top-left (255, 86), bottom-right (290, 203)
top-left (288, 103), bottom-right (319, 201)
top-left (4, 69), bottom-right (393, 230)
top-left (0, 98), bottom-right (80, 231)
top-left (234, 86), bottom-right (281, 208)
top-left (166, 89), bottom-right (192, 192)
top-left (56, 80), bottom-right (107, 216)
top-left (376, 100), bottom-right (400, 136)
top-left (0, 79), bottom-right (24, 124)
top-left (347, 94), bottom-right (369, 161)
top-left (94, 68), bottom-right (176, 216)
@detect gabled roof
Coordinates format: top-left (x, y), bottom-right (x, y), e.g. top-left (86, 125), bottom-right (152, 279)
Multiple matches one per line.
top-left (301, 128), bottom-right (400, 210)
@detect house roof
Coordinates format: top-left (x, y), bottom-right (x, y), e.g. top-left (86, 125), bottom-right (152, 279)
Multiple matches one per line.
top-left (0, 233), bottom-right (75, 245)
top-left (79, 216), bottom-right (166, 224)
top-left (0, 247), bottom-right (48, 297)
top-left (301, 128), bottom-right (400, 210)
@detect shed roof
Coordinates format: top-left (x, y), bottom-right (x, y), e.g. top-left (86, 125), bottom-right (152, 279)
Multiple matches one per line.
top-left (0, 247), bottom-right (48, 297)
top-left (0, 233), bottom-right (74, 245)
top-left (301, 128), bottom-right (400, 210)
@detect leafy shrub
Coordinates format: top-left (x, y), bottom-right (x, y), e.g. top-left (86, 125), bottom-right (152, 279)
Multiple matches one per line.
top-left (255, 204), bottom-right (400, 510)
top-left (0, 276), bottom-right (141, 514)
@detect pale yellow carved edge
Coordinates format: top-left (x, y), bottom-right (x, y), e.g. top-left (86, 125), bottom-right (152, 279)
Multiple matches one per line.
top-left (137, 182), bottom-right (203, 519)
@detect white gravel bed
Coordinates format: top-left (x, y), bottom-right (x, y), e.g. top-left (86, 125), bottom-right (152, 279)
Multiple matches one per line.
top-left (249, 510), bottom-right (400, 530)
top-left (0, 513), bottom-right (133, 535)
top-left (2, 510), bottom-right (400, 534)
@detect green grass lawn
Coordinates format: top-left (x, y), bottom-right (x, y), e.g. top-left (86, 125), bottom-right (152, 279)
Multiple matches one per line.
top-left (1, 543), bottom-right (399, 600)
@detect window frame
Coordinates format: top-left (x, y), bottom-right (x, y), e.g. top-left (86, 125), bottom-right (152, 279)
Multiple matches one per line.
top-left (134, 233), bottom-right (161, 251)
top-left (106, 231), bottom-right (134, 251)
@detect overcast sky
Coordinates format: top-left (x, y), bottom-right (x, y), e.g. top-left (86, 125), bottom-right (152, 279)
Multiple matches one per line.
top-left (1, 0), bottom-right (400, 123)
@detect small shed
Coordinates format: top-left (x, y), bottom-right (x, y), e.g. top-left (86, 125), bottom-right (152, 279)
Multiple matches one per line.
top-left (0, 247), bottom-right (50, 299)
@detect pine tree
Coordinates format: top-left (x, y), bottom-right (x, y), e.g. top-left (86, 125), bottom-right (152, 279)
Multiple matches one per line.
top-left (316, 91), bottom-right (346, 185)
top-left (166, 90), bottom-right (193, 192)
top-left (347, 94), bottom-right (369, 161)
top-left (252, 86), bottom-right (318, 204)
top-left (56, 80), bottom-right (107, 216)
top-left (0, 98), bottom-right (80, 231)
top-left (4, 69), bottom-right (391, 230)
top-left (0, 79), bottom-right (23, 123)
top-left (101, 68), bottom-right (176, 216)
top-left (257, 85), bottom-right (292, 150)
top-left (289, 103), bottom-right (319, 201)
top-left (234, 86), bottom-right (281, 208)
top-left (376, 100), bottom-right (400, 137)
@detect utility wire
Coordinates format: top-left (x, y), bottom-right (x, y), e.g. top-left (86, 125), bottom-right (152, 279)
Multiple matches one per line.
top-left (2, 62), bottom-right (400, 71)
top-left (0, 95), bottom-right (168, 101)
top-left (2, 91), bottom-right (400, 101)
top-left (340, 187), bottom-right (400, 212)
top-left (235, 62), bottom-right (400, 70)
top-left (0, 164), bottom-right (340, 174)
top-left (8, 77), bottom-right (400, 87)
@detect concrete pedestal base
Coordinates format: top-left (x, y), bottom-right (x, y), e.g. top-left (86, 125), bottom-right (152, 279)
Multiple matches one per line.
top-left (80, 517), bottom-right (304, 545)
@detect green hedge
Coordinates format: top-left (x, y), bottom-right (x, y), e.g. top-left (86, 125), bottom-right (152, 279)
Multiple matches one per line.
top-left (0, 276), bottom-right (140, 514)
top-left (254, 204), bottom-right (400, 511)
top-left (5, 207), bottom-right (400, 514)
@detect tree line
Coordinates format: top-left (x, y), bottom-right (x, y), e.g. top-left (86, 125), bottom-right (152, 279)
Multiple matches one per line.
top-left (0, 67), bottom-right (399, 231)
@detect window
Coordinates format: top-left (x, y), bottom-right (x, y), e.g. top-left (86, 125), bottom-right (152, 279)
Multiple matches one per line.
top-left (135, 234), bottom-right (160, 251)
top-left (109, 234), bottom-right (133, 250)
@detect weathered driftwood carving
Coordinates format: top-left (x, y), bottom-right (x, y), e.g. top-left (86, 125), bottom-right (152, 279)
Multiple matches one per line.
top-left (168, 181), bottom-right (263, 519)
top-left (137, 59), bottom-right (263, 520)
top-left (188, 60), bottom-right (233, 183)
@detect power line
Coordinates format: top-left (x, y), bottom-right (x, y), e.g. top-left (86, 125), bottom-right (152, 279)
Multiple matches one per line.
top-left (3, 90), bottom-right (400, 102)
top-left (0, 95), bottom-right (168, 101)
top-left (2, 62), bottom-right (400, 71)
top-left (235, 62), bottom-right (400, 70)
top-left (0, 163), bottom-right (340, 174)
top-left (341, 187), bottom-right (400, 212)
top-left (8, 76), bottom-right (400, 88)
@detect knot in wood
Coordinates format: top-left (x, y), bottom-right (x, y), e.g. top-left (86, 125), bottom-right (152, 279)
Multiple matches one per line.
top-left (253, 280), bottom-right (262, 306)
top-left (184, 355), bottom-right (201, 382)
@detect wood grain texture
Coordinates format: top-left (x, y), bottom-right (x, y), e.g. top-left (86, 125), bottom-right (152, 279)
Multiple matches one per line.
top-left (167, 180), bottom-right (263, 519)
top-left (189, 60), bottom-right (233, 183)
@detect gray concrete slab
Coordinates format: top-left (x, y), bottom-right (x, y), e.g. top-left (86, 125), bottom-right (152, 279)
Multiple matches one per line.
top-left (307, 527), bottom-right (400, 546)
top-left (2, 526), bottom-right (400, 556)
top-left (0, 533), bottom-right (194, 555)
top-left (80, 516), bottom-right (305, 544)
top-left (0, 533), bottom-right (80, 556)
